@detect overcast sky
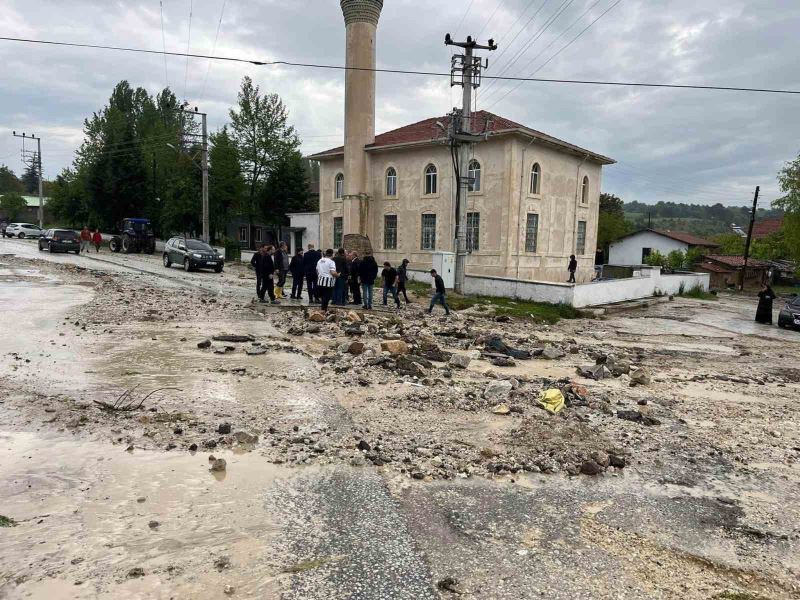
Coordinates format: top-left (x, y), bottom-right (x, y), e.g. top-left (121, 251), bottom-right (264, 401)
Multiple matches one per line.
top-left (1, 0), bottom-right (798, 207)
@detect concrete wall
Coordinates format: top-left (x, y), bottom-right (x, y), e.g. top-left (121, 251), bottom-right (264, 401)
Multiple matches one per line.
top-left (609, 231), bottom-right (688, 265)
top-left (318, 133), bottom-right (606, 285)
top-left (288, 212), bottom-right (320, 255)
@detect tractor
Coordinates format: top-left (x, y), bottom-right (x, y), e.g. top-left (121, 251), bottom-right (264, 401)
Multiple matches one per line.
top-left (109, 218), bottom-right (156, 254)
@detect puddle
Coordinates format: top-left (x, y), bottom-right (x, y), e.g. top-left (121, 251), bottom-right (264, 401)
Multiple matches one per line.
top-left (0, 430), bottom-right (298, 599)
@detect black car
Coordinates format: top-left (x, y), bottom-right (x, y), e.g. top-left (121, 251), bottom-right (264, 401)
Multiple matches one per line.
top-left (163, 237), bottom-right (223, 273)
top-left (778, 294), bottom-right (800, 330)
top-left (38, 229), bottom-right (80, 254)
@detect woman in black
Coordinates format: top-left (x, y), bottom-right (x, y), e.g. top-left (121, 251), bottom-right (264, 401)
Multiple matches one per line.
top-left (755, 283), bottom-right (776, 324)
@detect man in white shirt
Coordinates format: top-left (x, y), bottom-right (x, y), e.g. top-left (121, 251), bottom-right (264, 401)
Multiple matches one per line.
top-left (316, 249), bottom-right (339, 311)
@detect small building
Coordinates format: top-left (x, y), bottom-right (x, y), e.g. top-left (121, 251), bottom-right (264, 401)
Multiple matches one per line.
top-left (696, 254), bottom-right (770, 289)
top-left (0, 194), bottom-right (50, 224)
top-left (608, 229), bottom-right (719, 266)
top-left (751, 217), bottom-right (783, 240)
top-left (287, 212), bottom-right (320, 255)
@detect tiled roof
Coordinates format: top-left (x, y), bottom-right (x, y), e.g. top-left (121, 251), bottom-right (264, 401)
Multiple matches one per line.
top-left (653, 229), bottom-right (719, 247)
top-left (751, 217), bottom-right (783, 239)
top-left (307, 110), bottom-right (614, 164)
top-left (703, 254), bottom-right (771, 268)
top-left (696, 262), bottom-right (734, 274)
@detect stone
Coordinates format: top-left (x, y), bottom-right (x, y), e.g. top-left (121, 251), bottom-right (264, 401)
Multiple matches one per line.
top-left (245, 346), bottom-right (267, 356)
top-left (197, 339), bottom-right (211, 349)
top-left (357, 439), bottom-right (371, 452)
top-left (234, 431), bottom-right (258, 445)
top-left (308, 311), bottom-right (326, 323)
top-left (188, 443), bottom-right (198, 452)
top-left (448, 354), bottom-right (471, 369)
top-left (492, 403), bottom-right (511, 415)
top-left (609, 455), bottom-right (626, 468)
top-left (348, 341), bottom-right (366, 355)
top-left (483, 380), bottom-right (513, 401)
top-left (617, 410), bottom-right (660, 426)
top-left (213, 345), bottom-right (235, 355)
top-left (630, 368), bottom-right (651, 386)
top-left (127, 567), bottom-right (145, 578)
top-left (213, 334), bottom-right (254, 343)
top-left (217, 423), bottom-right (232, 434)
top-left (210, 458), bottom-right (227, 472)
top-left (437, 577), bottom-right (465, 594)
top-left (350, 454), bottom-right (367, 467)
top-left (214, 555), bottom-right (231, 571)
top-left (395, 355), bottom-right (427, 377)
top-left (580, 460), bottom-right (603, 476)
top-left (345, 311), bottom-right (362, 323)
top-left (541, 345), bottom-right (566, 360)
top-left (611, 360), bottom-right (631, 376)
top-left (148, 520), bottom-right (160, 529)
top-left (577, 364), bottom-right (612, 380)
top-left (306, 324), bottom-right (322, 334)
top-left (591, 451), bottom-right (610, 468)
top-left (490, 356), bottom-right (516, 367)
top-left (224, 585), bottom-right (235, 595)
top-left (380, 340), bottom-right (410, 355)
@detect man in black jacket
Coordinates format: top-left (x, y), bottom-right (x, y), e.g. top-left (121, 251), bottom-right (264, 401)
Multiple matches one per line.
top-left (303, 244), bottom-right (321, 303)
top-left (397, 258), bottom-right (411, 304)
top-left (289, 248), bottom-right (304, 299)
top-left (348, 251), bottom-right (362, 306)
top-left (359, 252), bottom-right (379, 309)
top-left (250, 245), bottom-right (279, 304)
top-left (567, 254), bottom-right (578, 284)
top-left (381, 261), bottom-right (401, 309)
top-left (333, 248), bottom-right (349, 306)
top-left (427, 269), bottom-right (450, 315)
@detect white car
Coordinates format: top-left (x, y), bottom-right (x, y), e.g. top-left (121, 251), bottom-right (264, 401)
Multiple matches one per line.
top-left (4, 223), bottom-right (44, 239)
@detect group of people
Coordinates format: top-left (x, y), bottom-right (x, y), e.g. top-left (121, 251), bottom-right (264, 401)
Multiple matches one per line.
top-left (251, 243), bottom-right (450, 315)
top-left (79, 227), bottom-right (103, 253)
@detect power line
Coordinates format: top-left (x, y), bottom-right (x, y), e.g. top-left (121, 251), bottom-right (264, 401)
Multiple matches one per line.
top-left (199, 0), bottom-right (229, 103)
top-left (183, 0), bottom-right (193, 99)
top-left (1, 36), bottom-right (799, 95)
top-left (453, 0), bottom-right (478, 40)
top-left (477, 0), bottom-right (505, 39)
top-left (159, 1), bottom-right (169, 89)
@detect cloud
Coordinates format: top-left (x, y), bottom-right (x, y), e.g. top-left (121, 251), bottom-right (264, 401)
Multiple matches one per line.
top-left (0, 0), bottom-right (798, 206)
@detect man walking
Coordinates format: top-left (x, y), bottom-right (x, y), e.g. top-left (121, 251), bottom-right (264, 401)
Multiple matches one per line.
top-left (316, 249), bottom-right (338, 311)
top-left (427, 269), bottom-right (450, 316)
top-left (381, 261), bottom-right (401, 309)
top-left (289, 248), bottom-right (305, 299)
top-left (333, 248), bottom-right (349, 306)
top-left (567, 254), bottom-right (578, 284)
top-left (348, 251), bottom-right (362, 306)
top-left (397, 258), bottom-right (411, 304)
top-left (250, 245), bottom-right (279, 304)
top-left (274, 242), bottom-right (290, 299)
top-left (303, 244), bottom-right (321, 303)
top-left (359, 252), bottom-right (379, 310)
top-left (92, 228), bottom-right (103, 252)
top-left (79, 226), bottom-right (91, 253)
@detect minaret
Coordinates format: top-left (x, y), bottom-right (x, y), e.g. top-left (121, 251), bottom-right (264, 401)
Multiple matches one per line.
top-left (340, 0), bottom-right (383, 236)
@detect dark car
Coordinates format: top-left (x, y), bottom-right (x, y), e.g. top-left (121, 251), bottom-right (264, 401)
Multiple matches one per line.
top-left (163, 237), bottom-right (223, 273)
top-left (38, 229), bottom-right (80, 254)
top-left (778, 295), bottom-right (800, 330)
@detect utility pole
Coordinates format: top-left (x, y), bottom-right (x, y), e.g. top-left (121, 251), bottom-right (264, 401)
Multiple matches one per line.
top-left (740, 185), bottom-right (760, 290)
top-left (174, 106), bottom-right (209, 243)
top-left (12, 131), bottom-right (44, 228)
top-left (445, 33), bottom-right (497, 294)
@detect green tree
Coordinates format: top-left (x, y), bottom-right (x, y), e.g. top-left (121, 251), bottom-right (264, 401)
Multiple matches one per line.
top-left (666, 249), bottom-right (686, 270)
top-left (21, 161), bottom-right (39, 194)
top-left (775, 153), bottom-right (800, 266)
top-left (685, 246), bottom-right (704, 268)
top-left (209, 126), bottom-right (244, 241)
top-left (712, 233), bottom-right (745, 255)
top-left (598, 192), bottom-right (632, 250)
top-left (0, 165), bottom-right (23, 193)
top-left (260, 150), bottom-right (312, 226)
top-left (229, 76), bottom-right (300, 247)
top-left (47, 168), bottom-right (88, 228)
top-left (644, 250), bottom-right (667, 267)
top-left (0, 192), bottom-right (28, 221)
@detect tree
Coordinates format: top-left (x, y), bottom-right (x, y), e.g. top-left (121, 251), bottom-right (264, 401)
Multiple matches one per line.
top-left (597, 192), bottom-right (632, 250)
top-left (775, 153), bottom-right (800, 267)
top-left (48, 168), bottom-right (88, 228)
top-left (712, 233), bottom-right (745, 255)
top-left (229, 76), bottom-right (300, 247)
top-left (260, 150), bottom-right (312, 226)
top-left (209, 126), bottom-right (244, 241)
top-left (21, 160), bottom-right (39, 194)
top-left (0, 165), bottom-right (23, 193)
top-left (0, 192), bottom-right (28, 221)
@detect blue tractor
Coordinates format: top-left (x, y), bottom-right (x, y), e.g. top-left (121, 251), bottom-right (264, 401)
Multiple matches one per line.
top-left (109, 218), bottom-right (156, 254)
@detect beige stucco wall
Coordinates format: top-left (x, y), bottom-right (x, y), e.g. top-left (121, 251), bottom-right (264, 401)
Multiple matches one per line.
top-left (317, 134), bottom-right (604, 284)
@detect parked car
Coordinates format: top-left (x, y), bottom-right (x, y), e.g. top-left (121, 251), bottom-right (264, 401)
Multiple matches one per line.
top-left (5, 223), bottom-right (43, 239)
top-left (38, 229), bottom-right (80, 254)
top-left (777, 294), bottom-right (800, 330)
top-left (163, 237), bottom-right (223, 273)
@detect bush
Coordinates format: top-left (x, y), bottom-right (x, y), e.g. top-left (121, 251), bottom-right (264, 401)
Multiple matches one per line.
top-left (223, 239), bottom-right (241, 262)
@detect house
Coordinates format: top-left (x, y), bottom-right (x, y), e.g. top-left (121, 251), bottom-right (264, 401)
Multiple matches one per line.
top-left (751, 217), bottom-right (783, 240)
top-left (0, 194), bottom-right (50, 224)
top-left (287, 212), bottom-right (320, 256)
top-left (695, 255), bottom-right (770, 289)
top-left (608, 229), bottom-right (719, 266)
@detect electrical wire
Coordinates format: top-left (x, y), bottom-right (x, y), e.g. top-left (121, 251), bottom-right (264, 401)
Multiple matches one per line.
top-left (199, 0), bottom-right (229, 103)
top-left (159, 0), bottom-right (169, 89)
top-left (477, 0), bottom-right (504, 39)
top-left (1, 36), bottom-right (799, 95)
top-left (183, 0), bottom-right (193, 100)
top-left (452, 0), bottom-right (478, 40)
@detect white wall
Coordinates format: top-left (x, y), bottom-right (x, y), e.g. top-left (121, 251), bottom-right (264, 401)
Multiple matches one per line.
top-left (288, 213), bottom-right (320, 254)
top-left (609, 231), bottom-right (688, 266)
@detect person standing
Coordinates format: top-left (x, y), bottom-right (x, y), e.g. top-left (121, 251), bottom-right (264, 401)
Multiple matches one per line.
top-left (92, 229), bottom-right (103, 252)
top-left (333, 248), bottom-right (349, 306)
top-left (289, 248), bottom-right (305, 299)
top-left (316, 249), bottom-right (338, 311)
top-left (303, 244), bottom-right (321, 303)
top-left (427, 269), bottom-right (451, 316)
top-left (359, 252), bottom-right (379, 310)
top-left (567, 254), bottom-right (578, 284)
top-left (273, 242), bottom-right (289, 299)
top-left (250, 245), bottom-right (268, 302)
top-left (348, 251), bottom-right (362, 306)
top-left (593, 248), bottom-right (604, 281)
top-left (381, 261), bottom-right (401, 309)
top-left (397, 258), bottom-right (411, 304)
top-left (79, 226), bottom-right (91, 253)
top-left (755, 283), bottom-right (777, 325)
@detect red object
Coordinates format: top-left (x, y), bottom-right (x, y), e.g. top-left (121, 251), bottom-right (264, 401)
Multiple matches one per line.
top-left (80, 230), bottom-right (91, 241)
top-left (92, 232), bottom-right (102, 244)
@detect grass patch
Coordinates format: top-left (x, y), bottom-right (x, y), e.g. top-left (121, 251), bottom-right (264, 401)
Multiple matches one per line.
top-left (679, 283), bottom-right (718, 301)
top-left (404, 280), bottom-right (582, 324)
top-left (772, 285), bottom-right (799, 297)
top-left (0, 515), bottom-right (17, 527)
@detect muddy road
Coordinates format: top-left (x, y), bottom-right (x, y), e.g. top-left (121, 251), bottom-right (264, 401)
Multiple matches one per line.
top-left (1, 239), bottom-right (799, 600)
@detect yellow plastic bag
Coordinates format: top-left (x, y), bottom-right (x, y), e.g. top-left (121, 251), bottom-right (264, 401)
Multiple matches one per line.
top-left (537, 389), bottom-right (565, 414)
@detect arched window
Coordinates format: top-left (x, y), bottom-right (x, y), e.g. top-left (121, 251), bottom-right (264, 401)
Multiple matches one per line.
top-left (386, 167), bottom-right (397, 197)
top-left (581, 175), bottom-right (589, 203)
top-left (424, 164), bottom-right (438, 195)
top-left (335, 173), bottom-right (344, 199)
top-left (468, 159), bottom-right (481, 192)
top-left (530, 163), bottom-right (541, 194)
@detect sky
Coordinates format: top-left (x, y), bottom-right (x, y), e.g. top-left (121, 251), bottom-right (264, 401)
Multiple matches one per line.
top-left (1, 0), bottom-right (798, 207)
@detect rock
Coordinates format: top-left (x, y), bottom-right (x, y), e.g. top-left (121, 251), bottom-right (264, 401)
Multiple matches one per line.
top-left (234, 431), bottom-right (258, 445)
top-left (218, 423), bottom-right (232, 434)
top-left (345, 311), bottom-right (362, 323)
top-left (449, 354), bottom-right (472, 369)
top-left (214, 555), bottom-right (232, 571)
top-left (357, 439), bottom-right (371, 452)
top-left (306, 325), bottom-right (322, 334)
top-left (395, 355), bottom-right (428, 377)
top-left (492, 403), bottom-right (511, 415)
top-left (569, 345), bottom-right (580, 354)
top-left (213, 345), bottom-right (235, 354)
top-left (611, 360), bottom-right (631, 376)
top-left (348, 341), bottom-right (366, 355)
top-left (127, 567), bottom-right (145, 579)
top-left (224, 585), bottom-right (235, 595)
top-left (148, 520), bottom-right (160, 529)
top-left (609, 455), bottom-right (626, 468)
top-left (380, 340), bottom-right (410, 355)
top-left (188, 443), bottom-right (198, 452)
top-left (483, 380), bottom-right (513, 401)
top-left (541, 345), bottom-right (566, 360)
top-left (637, 398), bottom-right (648, 406)
top-left (411, 471), bottom-right (425, 480)
top-left (350, 454), bottom-right (367, 467)
top-left (213, 334), bottom-right (254, 343)
top-left (437, 577), bottom-right (464, 594)
top-left (617, 410), bottom-right (660, 426)
top-left (308, 311), bottom-right (326, 323)
top-left (490, 356), bottom-right (516, 367)
top-left (577, 364), bottom-right (612, 380)
top-left (630, 368), bottom-right (651, 386)
top-left (197, 339), bottom-right (211, 349)
top-left (245, 346), bottom-right (267, 356)
top-left (494, 315), bottom-right (511, 323)
top-left (591, 451), bottom-right (610, 468)
top-left (580, 460), bottom-right (603, 476)
top-left (210, 458), bottom-right (227, 472)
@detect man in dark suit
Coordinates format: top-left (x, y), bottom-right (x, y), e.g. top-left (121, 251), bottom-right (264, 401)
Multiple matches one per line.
top-left (303, 244), bottom-right (322, 303)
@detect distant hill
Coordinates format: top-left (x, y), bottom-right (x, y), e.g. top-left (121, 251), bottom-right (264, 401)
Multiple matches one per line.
top-left (624, 201), bottom-right (783, 237)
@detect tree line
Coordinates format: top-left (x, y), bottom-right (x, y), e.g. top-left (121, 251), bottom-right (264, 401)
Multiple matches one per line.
top-left (14, 76), bottom-right (316, 243)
